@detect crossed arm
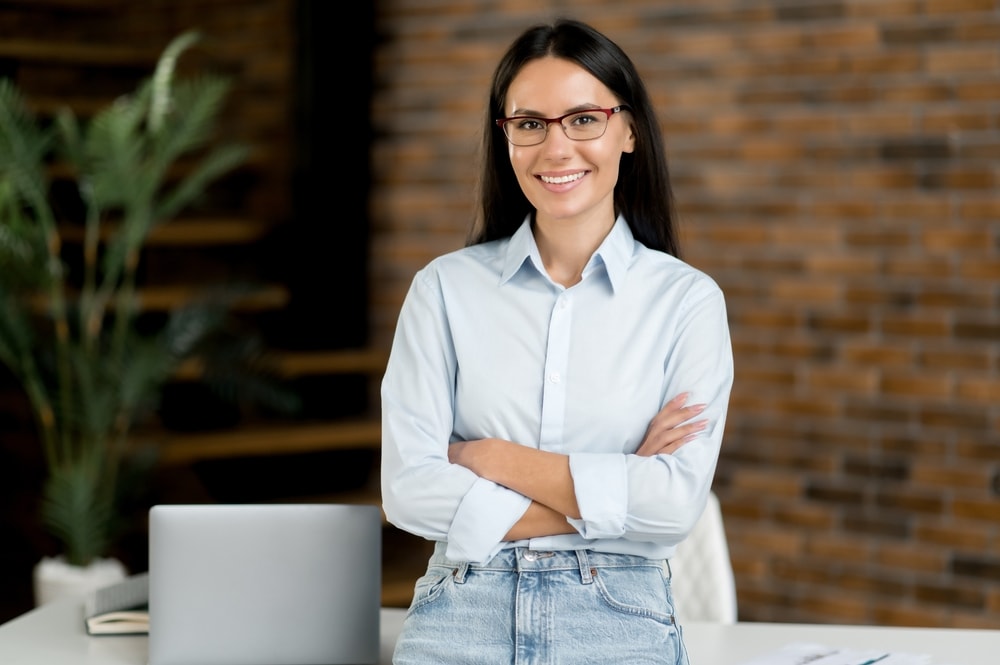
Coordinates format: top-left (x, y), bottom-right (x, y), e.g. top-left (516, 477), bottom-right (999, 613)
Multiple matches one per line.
top-left (447, 393), bottom-right (707, 541)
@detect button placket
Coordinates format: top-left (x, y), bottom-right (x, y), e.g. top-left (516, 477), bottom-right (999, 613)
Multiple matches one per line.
top-left (539, 293), bottom-right (572, 448)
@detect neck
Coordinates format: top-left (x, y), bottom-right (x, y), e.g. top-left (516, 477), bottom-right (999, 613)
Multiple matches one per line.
top-left (533, 212), bottom-right (615, 288)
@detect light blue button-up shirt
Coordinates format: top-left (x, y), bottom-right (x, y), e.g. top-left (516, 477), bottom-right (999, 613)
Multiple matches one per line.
top-left (381, 215), bottom-right (734, 564)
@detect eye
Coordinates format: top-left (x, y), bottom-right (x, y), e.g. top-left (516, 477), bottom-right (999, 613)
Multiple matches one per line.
top-left (568, 112), bottom-right (601, 127)
top-left (515, 118), bottom-right (545, 131)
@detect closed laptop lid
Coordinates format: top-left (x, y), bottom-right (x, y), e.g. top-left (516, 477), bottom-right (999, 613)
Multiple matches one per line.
top-left (148, 503), bottom-right (381, 665)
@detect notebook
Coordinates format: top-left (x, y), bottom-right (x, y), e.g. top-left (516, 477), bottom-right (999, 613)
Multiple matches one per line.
top-left (147, 503), bottom-right (382, 665)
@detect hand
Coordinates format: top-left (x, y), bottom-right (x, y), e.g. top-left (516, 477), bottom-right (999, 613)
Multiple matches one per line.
top-left (447, 438), bottom-right (495, 476)
top-left (635, 393), bottom-right (707, 457)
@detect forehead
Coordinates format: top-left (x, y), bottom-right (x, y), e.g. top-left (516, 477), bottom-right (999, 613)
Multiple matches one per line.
top-left (505, 56), bottom-right (617, 114)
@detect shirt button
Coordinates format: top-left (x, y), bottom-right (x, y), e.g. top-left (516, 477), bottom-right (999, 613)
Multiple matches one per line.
top-left (549, 372), bottom-right (561, 383)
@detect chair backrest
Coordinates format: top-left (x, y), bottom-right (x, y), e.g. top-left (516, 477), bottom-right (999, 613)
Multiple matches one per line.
top-left (669, 491), bottom-right (738, 624)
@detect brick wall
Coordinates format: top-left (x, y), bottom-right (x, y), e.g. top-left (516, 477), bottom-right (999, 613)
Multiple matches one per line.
top-left (369, 1), bottom-right (1000, 627)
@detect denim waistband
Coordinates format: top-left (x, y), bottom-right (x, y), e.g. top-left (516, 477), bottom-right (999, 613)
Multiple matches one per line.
top-left (428, 542), bottom-right (670, 582)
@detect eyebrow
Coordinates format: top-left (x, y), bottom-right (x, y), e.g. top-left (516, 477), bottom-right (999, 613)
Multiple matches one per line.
top-left (506, 103), bottom-right (605, 117)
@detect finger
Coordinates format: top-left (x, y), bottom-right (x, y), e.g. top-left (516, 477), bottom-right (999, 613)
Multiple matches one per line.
top-left (647, 403), bottom-right (706, 436)
top-left (636, 419), bottom-right (708, 457)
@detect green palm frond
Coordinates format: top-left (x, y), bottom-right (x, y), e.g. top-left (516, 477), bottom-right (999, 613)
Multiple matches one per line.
top-left (148, 31), bottom-right (201, 134)
top-left (0, 78), bottom-right (54, 216)
top-left (155, 142), bottom-right (249, 221)
top-left (0, 180), bottom-right (49, 290)
top-left (153, 75), bottom-right (231, 162)
top-left (116, 335), bottom-right (177, 419)
top-left (0, 30), bottom-right (294, 566)
top-left (161, 297), bottom-right (231, 357)
top-left (41, 461), bottom-right (114, 566)
top-left (0, 285), bottom-right (35, 373)
top-left (81, 89), bottom-right (153, 211)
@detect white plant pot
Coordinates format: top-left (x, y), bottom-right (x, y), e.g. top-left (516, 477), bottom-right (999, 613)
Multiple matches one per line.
top-left (33, 555), bottom-right (128, 606)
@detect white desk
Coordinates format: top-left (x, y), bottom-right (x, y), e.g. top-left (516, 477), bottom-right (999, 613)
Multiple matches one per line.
top-left (1, 595), bottom-right (998, 664)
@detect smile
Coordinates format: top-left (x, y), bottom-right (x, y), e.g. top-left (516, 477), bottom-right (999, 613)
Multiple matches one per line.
top-left (539, 171), bottom-right (586, 184)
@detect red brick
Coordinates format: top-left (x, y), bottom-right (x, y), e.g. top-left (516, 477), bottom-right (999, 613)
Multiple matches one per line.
top-left (845, 51), bottom-right (922, 74)
top-left (729, 468), bottom-right (803, 497)
top-left (915, 520), bottom-right (990, 549)
top-left (920, 348), bottom-right (993, 370)
top-left (927, 46), bottom-right (1000, 74)
top-left (811, 199), bottom-right (877, 220)
top-left (955, 78), bottom-right (1000, 100)
top-left (846, 0), bottom-right (921, 18)
top-left (918, 285), bottom-right (994, 309)
top-left (842, 341), bottom-right (914, 367)
top-left (881, 314), bottom-right (951, 338)
top-left (879, 80), bottom-right (954, 103)
top-left (798, 592), bottom-right (870, 623)
top-left (956, 378), bottom-right (1000, 404)
top-left (877, 542), bottom-right (948, 573)
top-left (882, 196), bottom-right (951, 221)
top-left (881, 371), bottom-right (954, 399)
top-left (871, 602), bottom-right (951, 628)
top-left (772, 503), bottom-right (836, 530)
top-left (846, 112), bottom-right (918, 135)
top-left (807, 366), bottom-right (878, 394)
top-left (923, 168), bottom-right (996, 190)
top-left (960, 259), bottom-right (1000, 281)
top-left (737, 526), bottom-right (806, 557)
top-left (771, 279), bottom-right (842, 304)
top-left (950, 612), bottom-right (1000, 629)
top-left (952, 499), bottom-right (1000, 523)
top-left (369, 0), bottom-right (1000, 628)
top-left (925, 0), bottom-right (997, 14)
top-left (924, 109), bottom-right (994, 131)
top-left (911, 463), bottom-right (992, 491)
top-left (809, 24), bottom-right (880, 49)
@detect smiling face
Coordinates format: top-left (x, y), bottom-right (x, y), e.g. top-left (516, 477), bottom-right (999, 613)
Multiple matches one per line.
top-left (503, 56), bottom-right (635, 230)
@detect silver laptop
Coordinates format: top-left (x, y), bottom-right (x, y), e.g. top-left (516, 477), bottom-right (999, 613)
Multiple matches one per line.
top-left (148, 503), bottom-right (382, 665)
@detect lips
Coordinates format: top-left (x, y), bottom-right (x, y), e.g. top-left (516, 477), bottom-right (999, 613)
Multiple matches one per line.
top-left (538, 171), bottom-right (586, 184)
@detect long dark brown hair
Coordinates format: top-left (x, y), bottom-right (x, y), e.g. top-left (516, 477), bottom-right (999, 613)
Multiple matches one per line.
top-left (469, 18), bottom-right (680, 257)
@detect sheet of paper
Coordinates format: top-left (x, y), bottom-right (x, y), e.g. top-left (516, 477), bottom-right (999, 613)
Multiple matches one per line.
top-left (736, 642), bottom-right (933, 665)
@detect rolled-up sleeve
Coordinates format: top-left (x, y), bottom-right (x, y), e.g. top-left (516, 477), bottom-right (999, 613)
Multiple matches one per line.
top-left (567, 282), bottom-right (733, 547)
top-left (381, 268), bottom-right (530, 563)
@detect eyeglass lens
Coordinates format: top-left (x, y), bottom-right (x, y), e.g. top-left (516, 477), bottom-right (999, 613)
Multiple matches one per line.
top-left (504, 110), bottom-right (611, 146)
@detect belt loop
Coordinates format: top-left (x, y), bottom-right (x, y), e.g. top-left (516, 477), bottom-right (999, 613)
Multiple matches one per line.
top-left (452, 561), bottom-right (470, 584)
top-left (576, 550), bottom-right (594, 585)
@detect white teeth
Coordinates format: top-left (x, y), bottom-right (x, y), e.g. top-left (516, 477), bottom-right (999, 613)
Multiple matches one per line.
top-left (540, 172), bottom-right (585, 184)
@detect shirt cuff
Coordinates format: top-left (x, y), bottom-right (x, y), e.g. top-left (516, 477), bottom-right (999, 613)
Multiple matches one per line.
top-left (566, 453), bottom-right (628, 539)
top-left (446, 477), bottom-right (530, 563)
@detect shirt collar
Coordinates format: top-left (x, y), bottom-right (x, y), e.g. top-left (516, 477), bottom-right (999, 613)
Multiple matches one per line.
top-left (500, 213), bottom-right (635, 293)
top-left (593, 214), bottom-right (633, 293)
top-left (500, 214), bottom-right (538, 285)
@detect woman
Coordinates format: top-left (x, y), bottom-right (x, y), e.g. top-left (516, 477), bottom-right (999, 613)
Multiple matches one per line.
top-left (381, 18), bottom-right (733, 664)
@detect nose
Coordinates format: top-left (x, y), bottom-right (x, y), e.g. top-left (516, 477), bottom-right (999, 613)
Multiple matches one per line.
top-left (538, 119), bottom-right (573, 152)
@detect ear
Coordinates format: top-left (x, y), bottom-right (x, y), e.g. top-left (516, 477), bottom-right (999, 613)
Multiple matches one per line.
top-left (622, 120), bottom-right (636, 154)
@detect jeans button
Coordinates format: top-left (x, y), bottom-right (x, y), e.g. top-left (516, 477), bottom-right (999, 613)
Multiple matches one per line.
top-left (523, 550), bottom-right (538, 561)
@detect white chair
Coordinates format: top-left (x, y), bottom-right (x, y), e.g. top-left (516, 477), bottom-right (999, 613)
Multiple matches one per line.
top-left (668, 491), bottom-right (738, 624)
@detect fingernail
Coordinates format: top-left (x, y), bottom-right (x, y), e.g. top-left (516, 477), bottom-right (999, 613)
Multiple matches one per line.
top-left (691, 403), bottom-right (707, 412)
top-left (673, 392), bottom-right (689, 403)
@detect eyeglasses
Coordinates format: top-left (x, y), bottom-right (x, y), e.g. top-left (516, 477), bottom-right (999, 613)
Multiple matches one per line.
top-left (495, 105), bottom-right (631, 146)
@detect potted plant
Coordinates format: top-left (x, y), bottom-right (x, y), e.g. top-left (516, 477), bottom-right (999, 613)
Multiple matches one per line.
top-left (0, 31), bottom-right (284, 603)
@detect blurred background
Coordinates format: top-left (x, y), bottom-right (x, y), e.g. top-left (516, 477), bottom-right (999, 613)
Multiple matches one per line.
top-left (0, 0), bottom-right (997, 629)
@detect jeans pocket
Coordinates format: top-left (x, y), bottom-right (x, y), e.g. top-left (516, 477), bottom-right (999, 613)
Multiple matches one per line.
top-left (591, 565), bottom-right (675, 625)
top-left (408, 564), bottom-right (454, 612)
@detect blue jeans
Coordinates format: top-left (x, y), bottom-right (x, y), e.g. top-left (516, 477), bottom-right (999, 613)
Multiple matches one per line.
top-left (393, 543), bottom-right (690, 664)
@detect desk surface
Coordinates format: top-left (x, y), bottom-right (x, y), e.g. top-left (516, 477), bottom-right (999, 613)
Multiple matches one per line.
top-left (1, 595), bottom-right (998, 665)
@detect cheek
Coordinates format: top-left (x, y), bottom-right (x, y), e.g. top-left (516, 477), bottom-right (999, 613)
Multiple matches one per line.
top-left (508, 148), bottom-right (535, 184)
